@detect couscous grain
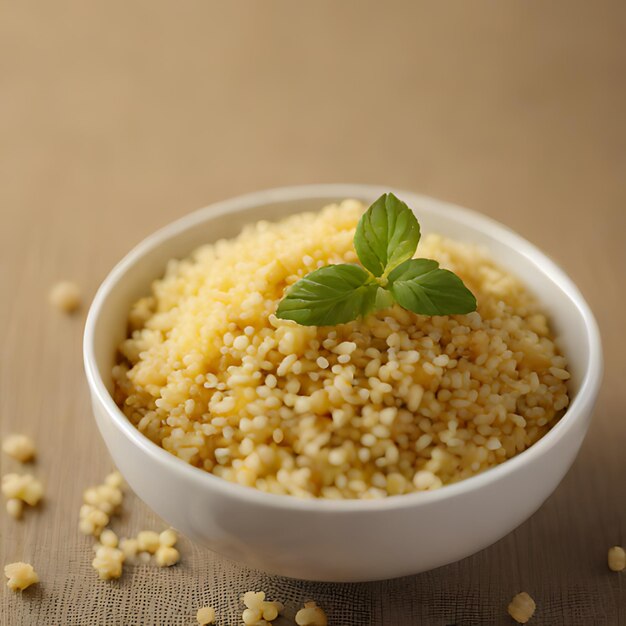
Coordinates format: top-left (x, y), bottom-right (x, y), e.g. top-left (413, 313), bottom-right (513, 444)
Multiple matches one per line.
top-left (295, 601), bottom-right (328, 626)
top-left (241, 591), bottom-right (283, 625)
top-left (6, 498), bottom-right (23, 519)
top-left (507, 591), bottom-right (536, 624)
top-left (2, 434), bottom-right (36, 462)
top-left (136, 530), bottom-right (160, 554)
top-left (49, 280), bottom-right (81, 313)
top-left (4, 562), bottom-right (39, 591)
top-left (196, 606), bottom-right (216, 625)
top-left (92, 545), bottom-right (125, 580)
top-left (608, 546), bottom-right (625, 572)
top-left (2, 473), bottom-right (43, 506)
top-left (154, 546), bottom-right (180, 567)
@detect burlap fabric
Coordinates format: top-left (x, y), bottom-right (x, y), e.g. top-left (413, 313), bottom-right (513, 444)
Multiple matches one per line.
top-left (0, 476), bottom-right (617, 624)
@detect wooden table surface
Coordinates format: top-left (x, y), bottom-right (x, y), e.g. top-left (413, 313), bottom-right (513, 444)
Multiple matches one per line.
top-left (1, 2), bottom-right (624, 624)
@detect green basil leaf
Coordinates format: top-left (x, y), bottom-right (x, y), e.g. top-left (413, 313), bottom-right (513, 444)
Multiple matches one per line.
top-left (354, 193), bottom-right (420, 277)
top-left (387, 258), bottom-right (477, 316)
top-left (276, 264), bottom-right (378, 326)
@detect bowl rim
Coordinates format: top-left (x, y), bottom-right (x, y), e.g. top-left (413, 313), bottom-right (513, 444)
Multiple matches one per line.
top-left (83, 183), bottom-right (603, 513)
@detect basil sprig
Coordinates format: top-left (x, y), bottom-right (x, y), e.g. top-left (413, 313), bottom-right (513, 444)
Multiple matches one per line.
top-left (276, 193), bottom-right (476, 326)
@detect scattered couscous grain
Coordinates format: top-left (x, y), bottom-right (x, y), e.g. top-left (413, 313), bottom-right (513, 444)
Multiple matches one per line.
top-left (261, 602), bottom-right (280, 621)
top-left (137, 530), bottom-right (160, 554)
top-left (4, 562), bottom-right (39, 591)
top-left (79, 472), bottom-right (125, 538)
top-left (2, 473), bottom-right (43, 506)
top-left (154, 546), bottom-right (180, 567)
top-left (242, 608), bottom-right (261, 625)
top-left (138, 551), bottom-right (151, 564)
top-left (92, 545), bottom-right (125, 580)
top-left (196, 606), bottom-right (216, 625)
top-left (159, 528), bottom-right (178, 547)
top-left (119, 538), bottom-right (139, 560)
top-left (79, 469), bottom-right (128, 582)
top-left (114, 200), bottom-right (570, 499)
top-left (78, 504), bottom-right (109, 537)
top-left (104, 471), bottom-right (124, 488)
top-left (608, 546), bottom-right (625, 572)
top-left (83, 484), bottom-right (123, 515)
top-left (295, 601), bottom-right (328, 626)
top-left (2, 434), bottom-right (36, 462)
top-left (76, 470), bottom-right (185, 579)
top-left (49, 280), bottom-right (81, 313)
top-left (241, 591), bottom-right (283, 625)
top-left (99, 529), bottom-right (119, 548)
top-left (6, 498), bottom-right (23, 519)
top-left (507, 592), bottom-right (536, 624)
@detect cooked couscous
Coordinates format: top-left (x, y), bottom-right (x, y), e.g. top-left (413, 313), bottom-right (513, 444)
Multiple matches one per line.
top-left (2, 473), bottom-right (44, 507)
top-left (196, 606), bottom-right (216, 625)
top-left (241, 591), bottom-right (284, 625)
top-left (4, 562), bottom-right (39, 591)
top-left (49, 280), bottom-right (81, 313)
top-left (2, 434), bottom-right (36, 463)
top-left (295, 601), bottom-right (328, 626)
top-left (113, 200), bottom-right (570, 499)
top-left (507, 592), bottom-right (536, 624)
top-left (608, 546), bottom-right (626, 572)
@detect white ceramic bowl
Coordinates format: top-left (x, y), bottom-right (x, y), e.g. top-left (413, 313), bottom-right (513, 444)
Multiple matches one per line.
top-left (84, 184), bottom-right (602, 582)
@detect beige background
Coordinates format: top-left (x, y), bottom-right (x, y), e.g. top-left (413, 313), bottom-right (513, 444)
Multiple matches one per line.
top-left (1, 1), bottom-right (624, 624)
